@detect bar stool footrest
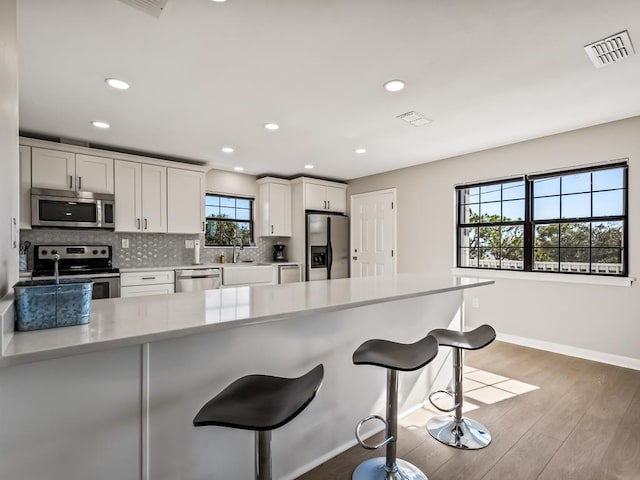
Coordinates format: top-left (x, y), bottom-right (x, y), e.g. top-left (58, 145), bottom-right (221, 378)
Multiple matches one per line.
top-left (355, 415), bottom-right (392, 450)
top-left (428, 389), bottom-right (461, 413)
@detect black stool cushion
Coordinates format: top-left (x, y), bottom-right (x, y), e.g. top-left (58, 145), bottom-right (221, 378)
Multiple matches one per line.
top-left (353, 334), bottom-right (438, 372)
top-left (193, 364), bottom-right (324, 432)
top-left (428, 324), bottom-right (496, 350)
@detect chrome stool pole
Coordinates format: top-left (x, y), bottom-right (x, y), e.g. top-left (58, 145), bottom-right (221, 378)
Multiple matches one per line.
top-left (255, 430), bottom-right (272, 480)
top-left (352, 335), bottom-right (439, 480)
top-left (426, 325), bottom-right (495, 450)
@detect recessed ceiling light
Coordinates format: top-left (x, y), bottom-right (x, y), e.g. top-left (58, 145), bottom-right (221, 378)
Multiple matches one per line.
top-left (383, 79), bottom-right (405, 92)
top-left (304, 164), bottom-right (314, 169)
top-left (221, 146), bottom-right (234, 153)
top-left (91, 121), bottom-right (110, 129)
top-left (355, 148), bottom-right (367, 154)
top-left (264, 123), bottom-right (280, 131)
top-left (234, 167), bottom-right (244, 172)
top-left (105, 78), bottom-right (130, 90)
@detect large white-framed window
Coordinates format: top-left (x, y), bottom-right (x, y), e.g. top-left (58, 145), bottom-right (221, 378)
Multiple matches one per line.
top-left (456, 162), bottom-right (628, 277)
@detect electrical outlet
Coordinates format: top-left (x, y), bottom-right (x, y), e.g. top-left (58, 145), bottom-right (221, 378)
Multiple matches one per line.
top-left (185, 240), bottom-right (195, 248)
top-left (122, 238), bottom-right (129, 249)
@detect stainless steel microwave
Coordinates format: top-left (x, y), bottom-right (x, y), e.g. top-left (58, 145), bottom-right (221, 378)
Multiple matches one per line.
top-left (31, 188), bottom-right (115, 229)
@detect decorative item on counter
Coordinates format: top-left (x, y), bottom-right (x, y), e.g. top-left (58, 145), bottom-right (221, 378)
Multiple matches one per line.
top-left (18, 241), bottom-right (31, 272)
top-left (219, 254), bottom-right (226, 264)
top-left (194, 239), bottom-right (201, 265)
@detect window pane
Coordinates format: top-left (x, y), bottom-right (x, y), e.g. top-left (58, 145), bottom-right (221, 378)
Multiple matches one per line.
top-left (502, 181), bottom-right (525, 200)
top-left (559, 223), bottom-right (589, 247)
top-left (236, 198), bottom-right (251, 209)
top-left (206, 196), bottom-right (220, 207)
top-left (459, 248), bottom-right (478, 267)
top-left (561, 193), bottom-right (590, 218)
top-left (480, 201), bottom-right (501, 221)
top-left (592, 168), bottom-right (624, 191)
top-left (480, 184), bottom-right (501, 202)
top-left (535, 224), bottom-right (559, 247)
top-left (501, 225), bottom-right (524, 247)
top-left (534, 248), bottom-right (558, 271)
top-left (236, 208), bottom-right (251, 221)
top-left (459, 187), bottom-right (480, 204)
top-left (534, 196), bottom-right (559, 220)
top-left (479, 226), bottom-right (500, 247)
top-left (220, 197), bottom-right (235, 208)
top-left (593, 190), bottom-right (624, 217)
top-left (534, 177), bottom-right (559, 197)
top-left (592, 221), bottom-right (623, 247)
top-left (501, 248), bottom-right (523, 270)
top-left (560, 248), bottom-right (590, 273)
top-left (479, 248), bottom-right (500, 269)
top-left (459, 227), bottom-right (478, 249)
top-left (591, 248), bottom-right (623, 274)
top-left (561, 172), bottom-right (590, 194)
top-left (220, 207), bottom-right (236, 219)
top-left (460, 203), bottom-right (479, 223)
top-left (502, 200), bottom-right (524, 221)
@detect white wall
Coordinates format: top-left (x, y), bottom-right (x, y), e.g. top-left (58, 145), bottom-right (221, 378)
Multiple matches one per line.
top-left (0, 0), bottom-right (19, 296)
top-left (348, 116), bottom-right (640, 361)
top-left (205, 168), bottom-right (257, 198)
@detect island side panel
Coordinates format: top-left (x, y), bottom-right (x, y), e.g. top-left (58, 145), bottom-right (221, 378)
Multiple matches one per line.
top-left (147, 291), bottom-right (463, 480)
top-left (0, 345), bottom-right (142, 480)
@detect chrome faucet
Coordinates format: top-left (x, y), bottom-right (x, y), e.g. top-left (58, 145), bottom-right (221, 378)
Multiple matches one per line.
top-left (232, 237), bottom-right (243, 263)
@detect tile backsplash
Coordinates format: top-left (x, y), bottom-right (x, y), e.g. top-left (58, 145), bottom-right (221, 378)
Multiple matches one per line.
top-left (20, 229), bottom-right (288, 269)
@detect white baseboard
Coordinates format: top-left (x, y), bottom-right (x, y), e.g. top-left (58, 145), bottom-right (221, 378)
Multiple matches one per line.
top-left (497, 333), bottom-right (640, 371)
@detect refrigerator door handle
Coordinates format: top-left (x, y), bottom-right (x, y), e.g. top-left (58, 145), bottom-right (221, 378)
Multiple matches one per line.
top-left (327, 216), bottom-right (332, 278)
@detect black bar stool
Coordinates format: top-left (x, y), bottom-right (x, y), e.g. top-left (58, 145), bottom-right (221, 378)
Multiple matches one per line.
top-left (426, 324), bottom-right (496, 450)
top-left (352, 334), bottom-right (439, 480)
top-left (193, 364), bottom-right (324, 480)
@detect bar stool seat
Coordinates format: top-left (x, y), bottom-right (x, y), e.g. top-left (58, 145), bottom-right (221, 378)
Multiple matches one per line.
top-left (352, 335), bottom-right (438, 480)
top-left (194, 364), bottom-right (324, 480)
top-left (427, 324), bottom-right (496, 450)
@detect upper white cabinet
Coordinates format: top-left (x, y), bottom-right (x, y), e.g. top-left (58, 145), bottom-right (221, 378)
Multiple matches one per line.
top-left (115, 160), bottom-right (167, 233)
top-left (257, 177), bottom-right (291, 237)
top-left (19, 145), bottom-right (31, 230)
top-left (167, 168), bottom-right (205, 234)
top-left (31, 147), bottom-right (114, 194)
top-left (303, 179), bottom-right (347, 213)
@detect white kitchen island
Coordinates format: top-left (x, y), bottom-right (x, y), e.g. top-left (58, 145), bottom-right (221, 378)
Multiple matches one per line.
top-left (0, 274), bottom-right (493, 480)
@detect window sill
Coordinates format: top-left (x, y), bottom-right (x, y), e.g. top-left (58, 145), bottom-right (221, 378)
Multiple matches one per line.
top-left (451, 267), bottom-right (634, 287)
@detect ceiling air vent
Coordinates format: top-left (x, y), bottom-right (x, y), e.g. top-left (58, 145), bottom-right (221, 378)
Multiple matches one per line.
top-left (117, 0), bottom-right (169, 18)
top-left (396, 111), bottom-right (432, 127)
top-left (584, 30), bottom-right (635, 68)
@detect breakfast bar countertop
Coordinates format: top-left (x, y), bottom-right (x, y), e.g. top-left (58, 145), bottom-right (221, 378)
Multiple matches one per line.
top-left (0, 273), bottom-right (493, 367)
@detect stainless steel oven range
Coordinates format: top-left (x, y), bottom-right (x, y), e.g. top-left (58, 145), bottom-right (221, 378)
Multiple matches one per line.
top-left (32, 245), bottom-right (120, 299)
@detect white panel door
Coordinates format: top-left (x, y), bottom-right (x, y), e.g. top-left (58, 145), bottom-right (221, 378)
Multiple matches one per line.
top-left (350, 189), bottom-right (396, 277)
top-left (31, 147), bottom-right (75, 190)
top-left (75, 154), bottom-right (114, 193)
top-left (167, 168), bottom-right (204, 234)
top-left (114, 160), bottom-right (143, 232)
top-left (142, 164), bottom-right (167, 233)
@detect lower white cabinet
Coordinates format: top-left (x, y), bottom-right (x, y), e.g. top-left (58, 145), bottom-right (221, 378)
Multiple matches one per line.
top-left (120, 270), bottom-right (175, 298)
top-left (222, 266), bottom-right (275, 287)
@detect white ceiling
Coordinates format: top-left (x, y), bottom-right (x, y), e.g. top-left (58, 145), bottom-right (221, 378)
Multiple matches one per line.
top-left (17, 0), bottom-right (640, 180)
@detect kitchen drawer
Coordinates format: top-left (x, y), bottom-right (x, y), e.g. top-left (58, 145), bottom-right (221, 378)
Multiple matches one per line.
top-left (121, 284), bottom-right (175, 298)
top-left (120, 270), bottom-right (175, 287)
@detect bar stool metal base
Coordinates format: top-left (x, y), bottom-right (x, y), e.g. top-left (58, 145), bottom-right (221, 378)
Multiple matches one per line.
top-left (427, 415), bottom-right (491, 450)
top-left (352, 457), bottom-right (428, 480)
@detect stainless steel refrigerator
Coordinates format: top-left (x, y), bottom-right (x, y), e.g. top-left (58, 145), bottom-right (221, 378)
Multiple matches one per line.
top-left (306, 212), bottom-right (349, 281)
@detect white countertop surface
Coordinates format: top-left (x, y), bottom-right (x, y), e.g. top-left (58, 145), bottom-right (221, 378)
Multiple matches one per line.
top-left (1, 274), bottom-right (493, 367)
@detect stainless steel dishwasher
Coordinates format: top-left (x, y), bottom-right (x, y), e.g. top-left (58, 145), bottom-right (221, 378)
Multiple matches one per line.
top-left (278, 264), bottom-right (301, 284)
top-left (175, 268), bottom-right (221, 292)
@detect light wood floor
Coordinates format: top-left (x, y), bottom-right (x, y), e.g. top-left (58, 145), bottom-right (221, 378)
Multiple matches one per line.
top-left (299, 341), bottom-right (640, 480)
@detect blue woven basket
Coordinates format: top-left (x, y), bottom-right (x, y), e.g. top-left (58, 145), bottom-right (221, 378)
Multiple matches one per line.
top-left (14, 279), bottom-right (93, 331)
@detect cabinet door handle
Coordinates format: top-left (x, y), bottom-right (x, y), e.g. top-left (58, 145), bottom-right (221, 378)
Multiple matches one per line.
top-left (202, 221), bottom-right (205, 232)
top-left (141, 277), bottom-right (156, 280)
top-left (328, 200), bottom-right (330, 209)
top-left (144, 218), bottom-right (148, 230)
top-left (323, 200), bottom-right (326, 209)
top-left (78, 176), bottom-right (82, 190)
top-left (69, 175), bottom-right (73, 189)
top-left (137, 218), bottom-right (141, 230)
top-left (271, 225), bottom-right (274, 234)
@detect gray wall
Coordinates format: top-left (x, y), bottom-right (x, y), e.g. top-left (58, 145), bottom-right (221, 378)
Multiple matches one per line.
top-left (348, 116), bottom-right (640, 361)
top-left (0, 0), bottom-right (19, 296)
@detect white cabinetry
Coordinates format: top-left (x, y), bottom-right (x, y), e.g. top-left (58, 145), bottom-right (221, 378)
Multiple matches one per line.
top-left (31, 147), bottom-right (114, 194)
top-left (120, 270), bottom-right (175, 298)
top-left (257, 177), bottom-right (291, 237)
top-left (19, 145), bottom-right (31, 229)
top-left (222, 265), bottom-right (275, 287)
top-left (114, 160), bottom-right (167, 233)
top-left (167, 168), bottom-right (205, 234)
top-left (303, 179), bottom-right (347, 213)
